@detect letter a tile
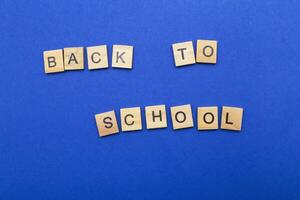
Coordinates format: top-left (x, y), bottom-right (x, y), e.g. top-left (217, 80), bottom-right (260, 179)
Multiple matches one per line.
top-left (112, 45), bottom-right (134, 69)
top-left (64, 47), bottom-right (84, 70)
top-left (172, 41), bottom-right (195, 67)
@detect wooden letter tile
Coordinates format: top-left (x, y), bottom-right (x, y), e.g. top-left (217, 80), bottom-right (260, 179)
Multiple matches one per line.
top-left (172, 41), bottom-right (196, 67)
top-left (196, 40), bottom-right (218, 64)
top-left (112, 45), bottom-right (134, 69)
top-left (95, 110), bottom-right (119, 137)
top-left (170, 104), bottom-right (194, 130)
top-left (87, 45), bottom-right (108, 70)
top-left (120, 107), bottom-right (142, 131)
top-left (145, 105), bottom-right (167, 129)
top-left (197, 106), bottom-right (218, 130)
top-left (221, 106), bottom-right (243, 131)
top-left (43, 49), bottom-right (64, 74)
top-left (64, 47), bottom-right (84, 70)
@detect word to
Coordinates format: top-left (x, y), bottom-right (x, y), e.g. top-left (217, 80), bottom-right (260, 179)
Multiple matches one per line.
top-left (172, 40), bottom-right (217, 66)
top-left (95, 104), bottom-right (243, 137)
top-left (43, 45), bottom-right (134, 73)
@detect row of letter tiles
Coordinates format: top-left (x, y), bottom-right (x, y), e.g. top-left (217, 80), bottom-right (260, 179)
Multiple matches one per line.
top-left (95, 105), bottom-right (243, 137)
top-left (172, 40), bottom-right (217, 67)
top-left (43, 45), bottom-right (134, 74)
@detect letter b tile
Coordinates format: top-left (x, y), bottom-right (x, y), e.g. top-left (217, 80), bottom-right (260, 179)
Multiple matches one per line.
top-left (43, 49), bottom-right (64, 74)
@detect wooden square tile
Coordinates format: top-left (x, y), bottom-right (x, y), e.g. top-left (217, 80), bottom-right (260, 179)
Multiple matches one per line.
top-left (145, 105), bottom-right (167, 129)
top-left (120, 107), bottom-right (142, 131)
top-left (95, 110), bottom-right (119, 137)
top-left (112, 45), bottom-right (133, 69)
top-left (197, 106), bottom-right (218, 130)
top-left (43, 49), bottom-right (64, 74)
top-left (64, 47), bottom-right (84, 70)
top-left (196, 40), bottom-right (217, 64)
top-left (170, 104), bottom-right (194, 130)
top-left (87, 45), bottom-right (108, 70)
top-left (221, 106), bottom-right (243, 131)
top-left (172, 41), bottom-right (196, 67)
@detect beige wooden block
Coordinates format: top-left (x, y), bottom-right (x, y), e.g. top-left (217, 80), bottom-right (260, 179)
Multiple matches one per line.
top-left (197, 106), bottom-right (218, 130)
top-left (170, 104), bottom-right (194, 130)
top-left (112, 45), bottom-right (133, 69)
top-left (221, 106), bottom-right (243, 131)
top-left (64, 47), bottom-right (84, 70)
top-left (196, 40), bottom-right (217, 64)
top-left (172, 41), bottom-right (196, 67)
top-left (120, 107), bottom-right (142, 131)
top-left (145, 105), bottom-right (167, 129)
top-left (43, 49), bottom-right (64, 74)
top-left (87, 45), bottom-right (108, 70)
top-left (95, 110), bottom-right (119, 137)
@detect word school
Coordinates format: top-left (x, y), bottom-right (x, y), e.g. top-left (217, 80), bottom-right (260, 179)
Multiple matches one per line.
top-left (43, 39), bottom-right (218, 74)
top-left (95, 104), bottom-right (243, 137)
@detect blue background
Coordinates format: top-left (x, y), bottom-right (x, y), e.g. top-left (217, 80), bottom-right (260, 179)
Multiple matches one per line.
top-left (0, 0), bottom-right (299, 199)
